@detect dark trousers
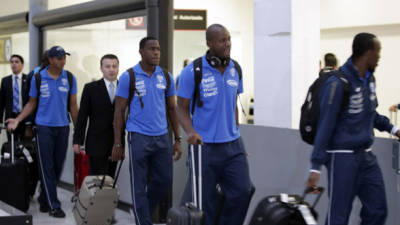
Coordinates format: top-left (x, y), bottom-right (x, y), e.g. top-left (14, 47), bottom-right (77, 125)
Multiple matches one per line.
top-left (325, 151), bottom-right (387, 225)
top-left (181, 137), bottom-right (253, 225)
top-left (128, 132), bottom-right (173, 225)
top-left (36, 125), bottom-right (69, 210)
top-left (89, 155), bottom-right (117, 178)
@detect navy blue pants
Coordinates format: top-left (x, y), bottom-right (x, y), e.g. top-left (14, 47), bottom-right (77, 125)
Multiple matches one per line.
top-left (325, 150), bottom-right (387, 225)
top-left (128, 132), bottom-right (172, 225)
top-left (181, 137), bottom-right (253, 225)
top-left (36, 125), bottom-right (69, 210)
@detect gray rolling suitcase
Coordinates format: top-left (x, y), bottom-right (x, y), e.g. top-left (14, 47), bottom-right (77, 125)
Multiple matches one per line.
top-left (73, 160), bottom-right (123, 225)
top-left (166, 144), bottom-right (204, 225)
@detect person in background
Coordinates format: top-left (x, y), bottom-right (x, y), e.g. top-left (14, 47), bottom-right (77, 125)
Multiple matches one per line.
top-left (0, 54), bottom-right (32, 141)
top-left (320, 52), bottom-right (338, 76)
top-left (389, 103), bottom-right (400, 112)
top-left (73, 54), bottom-right (121, 178)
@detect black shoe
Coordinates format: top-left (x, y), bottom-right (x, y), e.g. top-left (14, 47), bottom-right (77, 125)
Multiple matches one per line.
top-left (39, 203), bottom-right (49, 213)
top-left (49, 208), bottom-right (66, 218)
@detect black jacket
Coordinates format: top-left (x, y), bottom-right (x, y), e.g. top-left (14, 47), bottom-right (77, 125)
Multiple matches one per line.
top-left (0, 74), bottom-right (30, 123)
top-left (73, 79), bottom-right (122, 157)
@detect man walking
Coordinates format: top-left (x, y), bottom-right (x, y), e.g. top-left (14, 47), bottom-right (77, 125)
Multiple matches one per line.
top-left (0, 54), bottom-right (32, 141)
top-left (112, 37), bottom-right (182, 225)
top-left (7, 46), bottom-right (78, 218)
top-left (73, 54), bottom-right (120, 177)
top-left (307, 33), bottom-right (400, 225)
top-left (177, 24), bottom-right (253, 225)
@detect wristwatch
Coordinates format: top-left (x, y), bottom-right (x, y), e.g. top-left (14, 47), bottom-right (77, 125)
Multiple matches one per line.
top-left (114, 143), bottom-right (123, 148)
top-left (174, 136), bottom-right (182, 142)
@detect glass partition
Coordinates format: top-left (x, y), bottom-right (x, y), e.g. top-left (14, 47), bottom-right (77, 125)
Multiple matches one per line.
top-left (46, 19), bottom-right (146, 96)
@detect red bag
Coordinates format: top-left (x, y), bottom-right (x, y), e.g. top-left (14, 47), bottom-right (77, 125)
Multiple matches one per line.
top-left (74, 151), bottom-right (89, 192)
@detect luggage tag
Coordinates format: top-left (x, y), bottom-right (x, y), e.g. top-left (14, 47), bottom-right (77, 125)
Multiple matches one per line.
top-left (22, 148), bottom-right (33, 163)
top-left (280, 193), bottom-right (289, 203)
top-left (298, 204), bottom-right (317, 225)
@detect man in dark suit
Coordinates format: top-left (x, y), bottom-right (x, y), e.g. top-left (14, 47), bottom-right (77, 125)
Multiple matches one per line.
top-left (0, 54), bottom-right (32, 141)
top-left (73, 54), bottom-right (120, 177)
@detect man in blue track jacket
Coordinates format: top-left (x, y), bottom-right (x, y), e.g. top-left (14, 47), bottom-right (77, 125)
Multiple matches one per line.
top-left (306, 33), bottom-right (400, 225)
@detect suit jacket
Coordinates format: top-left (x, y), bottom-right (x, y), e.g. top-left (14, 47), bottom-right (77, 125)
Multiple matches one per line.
top-left (73, 78), bottom-right (121, 157)
top-left (0, 74), bottom-right (30, 123)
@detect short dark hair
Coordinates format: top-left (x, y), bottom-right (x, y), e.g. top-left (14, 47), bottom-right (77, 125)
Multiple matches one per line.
top-left (352, 33), bottom-right (377, 58)
top-left (139, 37), bottom-right (157, 50)
top-left (206, 24), bottom-right (226, 41)
top-left (324, 53), bottom-right (337, 67)
top-left (10, 54), bottom-right (24, 64)
top-left (100, 54), bottom-right (119, 66)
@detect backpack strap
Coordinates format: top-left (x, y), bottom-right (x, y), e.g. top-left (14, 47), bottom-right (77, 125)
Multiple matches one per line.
top-left (192, 57), bottom-right (203, 115)
top-left (35, 73), bottom-right (41, 99)
top-left (333, 69), bottom-right (351, 111)
top-left (161, 68), bottom-right (172, 132)
top-left (231, 59), bottom-right (242, 80)
top-left (162, 68), bottom-right (171, 97)
top-left (66, 70), bottom-right (73, 112)
top-left (127, 68), bottom-right (143, 109)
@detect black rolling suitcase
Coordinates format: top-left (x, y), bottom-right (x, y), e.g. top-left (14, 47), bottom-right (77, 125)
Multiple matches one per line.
top-left (0, 130), bottom-right (30, 212)
top-left (0, 200), bottom-right (32, 225)
top-left (167, 144), bottom-right (204, 225)
top-left (2, 138), bottom-right (38, 198)
top-left (249, 187), bottom-right (324, 225)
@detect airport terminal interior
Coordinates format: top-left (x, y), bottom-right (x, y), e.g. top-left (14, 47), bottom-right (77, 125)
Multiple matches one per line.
top-left (1, 0), bottom-right (400, 225)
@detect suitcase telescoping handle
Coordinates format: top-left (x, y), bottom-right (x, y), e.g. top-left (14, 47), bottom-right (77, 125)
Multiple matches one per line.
top-left (99, 158), bottom-right (124, 189)
top-left (0, 126), bottom-right (3, 164)
top-left (190, 144), bottom-right (202, 211)
top-left (10, 132), bottom-right (14, 164)
top-left (303, 186), bottom-right (324, 208)
top-left (390, 110), bottom-right (398, 139)
top-left (0, 126), bottom-right (14, 164)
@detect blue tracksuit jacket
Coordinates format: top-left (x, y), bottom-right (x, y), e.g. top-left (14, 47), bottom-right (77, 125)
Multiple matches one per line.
top-left (311, 58), bottom-right (394, 171)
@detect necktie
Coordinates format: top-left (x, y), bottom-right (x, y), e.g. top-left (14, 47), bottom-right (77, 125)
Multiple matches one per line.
top-left (13, 76), bottom-right (20, 113)
top-left (109, 83), bottom-right (115, 103)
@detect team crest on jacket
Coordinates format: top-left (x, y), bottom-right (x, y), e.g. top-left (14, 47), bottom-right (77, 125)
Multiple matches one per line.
top-left (230, 68), bottom-right (235, 77)
top-left (62, 78), bottom-right (68, 86)
top-left (157, 74), bottom-right (164, 83)
top-left (156, 74), bottom-right (166, 89)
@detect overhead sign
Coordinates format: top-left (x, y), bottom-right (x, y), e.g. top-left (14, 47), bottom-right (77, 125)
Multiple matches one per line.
top-left (126, 9), bottom-right (207, 31)
top-left (0, 37), bottom-right (12, 64)
top-left (126, 16), bottom-right (146, 30)
top-left (174, 9), bottom-right (207, 30)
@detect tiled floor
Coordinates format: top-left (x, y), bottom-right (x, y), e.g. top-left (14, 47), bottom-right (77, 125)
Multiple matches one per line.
top-left (27, 187), bottom-right (134, 225)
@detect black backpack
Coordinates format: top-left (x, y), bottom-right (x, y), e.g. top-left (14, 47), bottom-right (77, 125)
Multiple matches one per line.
top-left (299, 70), bottom-right (350, 145)
top-left (191, 57), bottom-right (242, 114)
top-left (127, 68), bottom-right (171, 109)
